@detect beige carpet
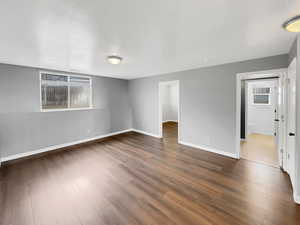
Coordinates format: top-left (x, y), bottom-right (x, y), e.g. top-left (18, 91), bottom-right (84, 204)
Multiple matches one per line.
top-left (241, 133), bottom-right (279, 167)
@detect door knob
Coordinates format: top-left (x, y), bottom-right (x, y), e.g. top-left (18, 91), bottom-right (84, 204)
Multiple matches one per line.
top-left (289, 132), bottom-right (296, 136)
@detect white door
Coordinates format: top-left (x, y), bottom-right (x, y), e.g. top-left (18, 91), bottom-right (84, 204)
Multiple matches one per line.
top-left (287, 58), bottom-right (296, 187)
top-left (273, 79), bottom-right (286, 169)
top-left (273, 83), bottom-right (281, 165)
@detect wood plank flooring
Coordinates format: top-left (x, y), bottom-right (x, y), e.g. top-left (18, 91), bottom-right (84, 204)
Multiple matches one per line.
top-left (241, 133), bottom-right (279, 167)
top-left (1, 122), bottom-right (300, 225)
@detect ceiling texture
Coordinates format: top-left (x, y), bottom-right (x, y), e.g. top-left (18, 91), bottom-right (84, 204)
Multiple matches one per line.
top-left (0, 0), bottom-right (299, 79)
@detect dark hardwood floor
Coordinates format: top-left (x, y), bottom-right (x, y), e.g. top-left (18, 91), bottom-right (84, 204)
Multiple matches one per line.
top-left (1, 122), bottom-right (300, 225)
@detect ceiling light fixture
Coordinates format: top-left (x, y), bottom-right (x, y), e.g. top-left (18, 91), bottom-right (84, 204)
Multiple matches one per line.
top-left (107, 55), bottom-right (123, 65)
top-left (283, 15), bottom-right (300, 32)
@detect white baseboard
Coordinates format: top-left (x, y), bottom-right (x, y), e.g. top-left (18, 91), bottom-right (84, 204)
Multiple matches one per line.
top-left (179, 141), bottom-right (238, 159)
top-left (294, 193), bottom-right (300, 204)
top-left (130, 130), bottom-right (237, 159)
top-left (163, 120), bottom-right (178, 123)
top-left (0, 129), bottom-right (133, 162)
top-left (132, 129), bottom-right (162, 138)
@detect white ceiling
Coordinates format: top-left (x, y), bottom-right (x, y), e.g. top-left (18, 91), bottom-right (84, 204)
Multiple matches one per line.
top-left (0, 0), bottom-right (299, 79)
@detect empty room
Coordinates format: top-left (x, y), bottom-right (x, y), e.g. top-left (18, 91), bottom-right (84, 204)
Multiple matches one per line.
top-left (1, 1), bottom-right (300, 225)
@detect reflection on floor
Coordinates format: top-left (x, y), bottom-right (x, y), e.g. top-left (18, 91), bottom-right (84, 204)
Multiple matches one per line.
top-left (241, 133), bottom-right (278, 167)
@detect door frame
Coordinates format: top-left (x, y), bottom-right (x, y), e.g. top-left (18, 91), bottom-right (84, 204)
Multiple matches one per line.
top-left (158, 80), bottom-right (180, 141)
top-left (287, 57), bottom-right (297, 188)
top-left (236, 68), bottom-right (288, 169)
top-left (244, 81), bottom-right (249, 139)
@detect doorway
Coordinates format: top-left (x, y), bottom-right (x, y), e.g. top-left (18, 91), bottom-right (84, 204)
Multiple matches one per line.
top-left (236, 68), bottom-right (287, 169)
top-left (241, 79), bottom-right (279, 167)
top-left (159, 80), bottom-right (180, 142)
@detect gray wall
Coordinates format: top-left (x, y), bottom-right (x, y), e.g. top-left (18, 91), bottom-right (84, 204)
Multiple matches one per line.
top-left (0, 64), bottom-right (132, 158)
top-left (289, 38), bottom-right (297, 65)
top-left (129, 54), bottom-right (288, 155)
top-left (0, 54), bottom-right (290, 162)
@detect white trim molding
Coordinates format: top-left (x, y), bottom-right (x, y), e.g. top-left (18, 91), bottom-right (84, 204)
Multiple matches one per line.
top-left (132, 129), bottom-right (162, 138)
top-left (131, 128), bottom-right (237, 159)
top-left (1, 129), bottom-right (133, 162)
top-left (294, 193), bottom-right (300, 204)
top-left (235, 68), bottom-right (287, 161)
top-left (179, 141), bottom-right (238, 159)
top-left (163, 120), bottom-right (178, 123)
top-left (158, 80), bottom-right (180, 142)
top-left (237, 68), bottom-right (287, 80)
top-left (39, 70), bottom-right (93, 112)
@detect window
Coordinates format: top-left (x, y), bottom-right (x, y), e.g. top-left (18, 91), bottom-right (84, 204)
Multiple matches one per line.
top-left (40, 72), bottom-right (92, 111)
top-left (252, 87), bottom-right (271, 105)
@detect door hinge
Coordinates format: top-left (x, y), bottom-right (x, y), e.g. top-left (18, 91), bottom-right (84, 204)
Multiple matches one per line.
top-left (288, 153), bottom-right (290, 159)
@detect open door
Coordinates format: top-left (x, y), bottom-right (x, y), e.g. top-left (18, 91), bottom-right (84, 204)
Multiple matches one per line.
top-left (274, 83), bottom-right (281, 166)
top-left (287, 57), bottom-right (296, 187)
top-left (274, 76), bottom-right (287, 169)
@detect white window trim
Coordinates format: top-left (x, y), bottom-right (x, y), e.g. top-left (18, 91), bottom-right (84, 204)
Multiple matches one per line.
top-left (251, 87), bottom-right (272, 105)
top-left (39, 71), bottom-right (93, 112)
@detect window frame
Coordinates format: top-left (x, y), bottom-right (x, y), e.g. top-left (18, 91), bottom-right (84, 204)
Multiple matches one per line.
top-left (252, 87), bottom-right (272, 105)
top-left (39, 71), bottom-right (93, 112)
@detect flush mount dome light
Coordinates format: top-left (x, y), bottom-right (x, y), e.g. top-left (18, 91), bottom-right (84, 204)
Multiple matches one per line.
top-left (283, 15), bottom-right (300, 32)
top-left (107, 55), bottom-right (122, 64)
